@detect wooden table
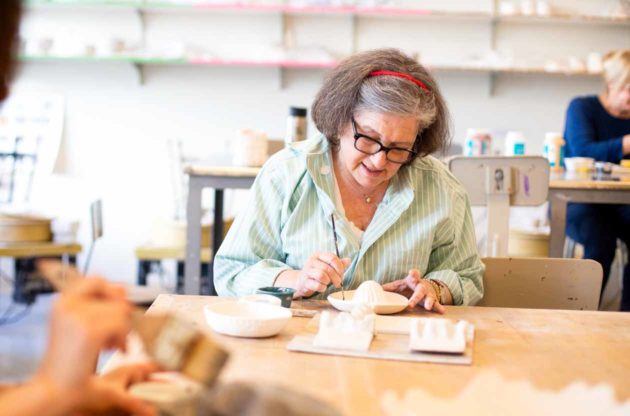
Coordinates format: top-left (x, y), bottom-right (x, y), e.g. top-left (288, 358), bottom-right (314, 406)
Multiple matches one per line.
top-left (0, 242), bottom-right (82, 303)
top-left (548, 172), bottom-right (630, 257)
top-left (184, 166), bottom-right (259, 296)
top-left (107, 295), bottom-right (630, 415)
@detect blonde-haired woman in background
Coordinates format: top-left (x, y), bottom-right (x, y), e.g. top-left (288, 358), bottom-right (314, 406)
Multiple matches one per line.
top-left (563, 49), bottom-right (630, 311)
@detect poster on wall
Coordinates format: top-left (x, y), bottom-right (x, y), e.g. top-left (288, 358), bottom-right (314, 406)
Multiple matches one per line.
top-left (0, 94), bottom-right (64, 208)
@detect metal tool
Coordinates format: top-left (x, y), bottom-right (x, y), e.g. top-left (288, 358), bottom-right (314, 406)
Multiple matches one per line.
top-left (330, 213), bottom-right (345, 300)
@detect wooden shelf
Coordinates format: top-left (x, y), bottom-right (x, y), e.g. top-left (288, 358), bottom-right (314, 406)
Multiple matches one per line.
top-left (19, 54), bottom-right (604, 77)
top-left (497, 13), bottom-right (630, 25)
top-left (25, 1), bottom-right (630, 25)
top-left (19, 54), bottom-right (187, 65)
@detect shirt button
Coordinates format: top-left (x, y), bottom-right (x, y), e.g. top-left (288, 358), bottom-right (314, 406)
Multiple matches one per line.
top-left (320, 165), bottom-right (331, 175)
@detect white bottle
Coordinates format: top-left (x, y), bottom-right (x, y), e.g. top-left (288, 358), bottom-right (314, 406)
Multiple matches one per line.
top-left (543, 132), bottom-right (565, 172)
top-left (504, 131), bottom-right (526, 156)
top-left (464, 128), bottom-right (492, 156)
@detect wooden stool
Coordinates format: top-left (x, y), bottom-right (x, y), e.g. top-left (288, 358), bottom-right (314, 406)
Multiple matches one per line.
top-left (134, 245), bottom-right (213, 293)
top-left (0, 242), bottom-right (82, 303)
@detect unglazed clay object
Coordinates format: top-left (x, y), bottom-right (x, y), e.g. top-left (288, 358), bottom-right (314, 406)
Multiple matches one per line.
top-left (204, 299), bottom-right (292, 338)
top-left (328, 281), bottom-right (408, 315)
top-left (313, 308), bottom-right (375, 351)
top-left (353, 280), bottom-right (386, 306)
top-left (409, 318), bottom-right (469, 354)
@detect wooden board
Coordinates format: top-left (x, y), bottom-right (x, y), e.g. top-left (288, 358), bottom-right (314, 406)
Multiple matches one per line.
top-left (288, 319), bottom-right (475, 366)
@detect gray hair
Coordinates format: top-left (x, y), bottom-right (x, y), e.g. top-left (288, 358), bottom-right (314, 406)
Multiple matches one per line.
top-left (312, 48), bottom-right (451, 160)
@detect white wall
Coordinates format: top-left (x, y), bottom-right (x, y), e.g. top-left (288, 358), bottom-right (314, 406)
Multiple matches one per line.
top-left (11, 1), bottom-right (629, 284)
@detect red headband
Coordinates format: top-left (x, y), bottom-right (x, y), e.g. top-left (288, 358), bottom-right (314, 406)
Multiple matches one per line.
top-left (367, 70), bottom-right (430, 92)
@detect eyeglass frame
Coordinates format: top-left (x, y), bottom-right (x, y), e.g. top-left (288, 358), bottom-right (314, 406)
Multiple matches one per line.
top-left (350, 117), bottom-right (418, 164)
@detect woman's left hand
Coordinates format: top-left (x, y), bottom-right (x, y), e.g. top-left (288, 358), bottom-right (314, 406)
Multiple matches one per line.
top-left (382, 269), bottom-right (446, 314)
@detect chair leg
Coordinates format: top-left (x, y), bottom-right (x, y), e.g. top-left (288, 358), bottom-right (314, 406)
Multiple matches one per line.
top-left (617, 240), bottom-right (628, 292)
top-left (563, 237), bottom-right (577, 258)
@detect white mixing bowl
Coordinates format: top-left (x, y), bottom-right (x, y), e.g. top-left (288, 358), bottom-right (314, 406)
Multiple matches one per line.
top-left (204, 300), bottom-right (292, 338)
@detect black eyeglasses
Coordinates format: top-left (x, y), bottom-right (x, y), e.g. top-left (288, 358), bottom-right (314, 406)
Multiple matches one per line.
top-left (351, 118), bottom-right (417, 164)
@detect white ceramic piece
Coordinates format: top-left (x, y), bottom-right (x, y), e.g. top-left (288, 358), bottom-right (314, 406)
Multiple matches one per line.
top-left (409, 318), bottom-right (469, 354)
top-left (499, 1), bottom-right (516, 15)
top-left (313, 310), bottom-right (375, 351)
top-left (129, 381), bottom-right (200, 416)
top-left (328, 285), bottom-right (408, 315)
top-left (536, 0), bottom-right (551, 16)
top-left (520, 0), bottom-right (535, 15)
top-left (203, 299), bottom-right (291, 338)
top-left (353, 280), bottom-right (387, 306)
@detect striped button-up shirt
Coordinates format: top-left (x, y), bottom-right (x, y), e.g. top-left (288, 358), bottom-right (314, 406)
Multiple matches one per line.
top-left (214, 135), bottom-right (484, 305)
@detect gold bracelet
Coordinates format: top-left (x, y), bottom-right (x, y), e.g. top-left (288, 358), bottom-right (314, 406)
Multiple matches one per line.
top-left (426, 279), bottom-right (442, 304)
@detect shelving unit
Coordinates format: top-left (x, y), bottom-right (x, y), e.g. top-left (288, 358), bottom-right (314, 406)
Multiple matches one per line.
top-left (19, 53), bottom-right (603, 74)
top-left (24, 0), bottom-right (630, 22)
top-left (20, 0), bottom-right (628, 91)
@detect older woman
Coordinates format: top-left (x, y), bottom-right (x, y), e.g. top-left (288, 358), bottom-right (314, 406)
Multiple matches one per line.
top-left (214, 49), bottom-right (484, 312)
top-left (563, 49), bottom-right (630, 311)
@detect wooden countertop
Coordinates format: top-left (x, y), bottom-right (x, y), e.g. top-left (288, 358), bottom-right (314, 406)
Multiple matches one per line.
top-left (107, 295), bottom-right (630, 415)
top-left (550, 171), bottom-right (630, 190)
top-left (0, 242), bottom-right (82, 257)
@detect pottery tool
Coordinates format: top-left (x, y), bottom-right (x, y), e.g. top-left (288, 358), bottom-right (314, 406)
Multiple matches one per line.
top-left (330, 213), bottom-right (345, 300)
top-left (36, 260), bottom-right (229, 386)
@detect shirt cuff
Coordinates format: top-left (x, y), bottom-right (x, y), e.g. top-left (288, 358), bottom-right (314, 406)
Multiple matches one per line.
top-left (425, 270), bottom-right (464, 305)
top-left (221, 260), bottom-right (292, 297)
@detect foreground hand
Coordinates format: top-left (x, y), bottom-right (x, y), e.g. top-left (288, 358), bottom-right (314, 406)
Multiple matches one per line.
top-left (382, 269), bottom-right (446, 314)
top-left (37, 277), bottom-right (134, 399)
top-left (73, 363), bottom-right (159, 416)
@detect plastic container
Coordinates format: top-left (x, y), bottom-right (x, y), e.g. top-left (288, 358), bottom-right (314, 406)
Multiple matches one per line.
top-left (504, 131), bottom-right (526, 156)
top-left (543, 132), bottom-right (565, 171)
top-left (284, 107), bottom-right (308, 145)
top-left (464, 128), bottom-right (492, 156)
top-left (564, 157), bottom-right (594, 173)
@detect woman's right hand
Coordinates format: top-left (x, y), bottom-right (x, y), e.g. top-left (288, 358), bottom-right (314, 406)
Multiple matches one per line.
top-left (276, 252), bottom-right (351, 298)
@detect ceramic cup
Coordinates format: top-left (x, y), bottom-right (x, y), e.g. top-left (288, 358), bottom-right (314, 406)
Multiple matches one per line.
top-left (255, 287), bottom-right (295, 308)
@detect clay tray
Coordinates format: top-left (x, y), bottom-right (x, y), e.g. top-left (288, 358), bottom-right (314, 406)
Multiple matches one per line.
top-left (286, 314), bottom-right (474, 366)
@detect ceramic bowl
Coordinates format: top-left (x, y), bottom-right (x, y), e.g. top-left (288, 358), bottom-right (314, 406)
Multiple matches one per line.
top-left (255, 286), bottom-right (295, 308)
top-left (204, 300), bottom-right (292, 338)
top-left (327, 290), bottom-right (409, 315)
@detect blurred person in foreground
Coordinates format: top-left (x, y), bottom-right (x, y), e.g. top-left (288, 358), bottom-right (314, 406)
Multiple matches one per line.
top-left (0, 1), bottom-right (157, 414)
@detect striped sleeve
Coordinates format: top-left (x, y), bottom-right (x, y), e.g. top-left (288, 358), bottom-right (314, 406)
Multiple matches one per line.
top-left (213, 163), bottom-right (292, 297)
top-left (425, 190), bottom-right (484, 305)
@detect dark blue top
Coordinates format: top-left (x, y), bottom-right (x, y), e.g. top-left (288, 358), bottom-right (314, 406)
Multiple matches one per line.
top-left (563, 95), bottom-right (630, 163)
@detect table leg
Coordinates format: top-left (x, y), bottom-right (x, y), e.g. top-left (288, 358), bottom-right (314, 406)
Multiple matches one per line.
top-left (549, 191), bottom-right (570, 258)
top-left (208, 188), bottom-right (224, 296)
top-left (138, 260), bottom-right (152, 286)
top-left (185, 176), bottom-right (204, 295)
